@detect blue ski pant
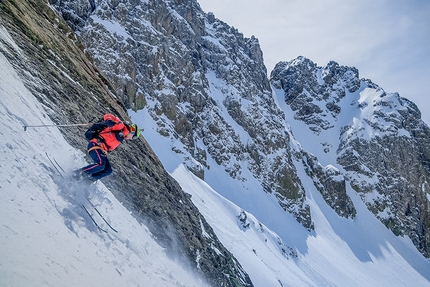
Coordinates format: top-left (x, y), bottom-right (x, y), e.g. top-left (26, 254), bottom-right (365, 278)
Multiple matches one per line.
top-left (82, 142), bottom-right (112, 180)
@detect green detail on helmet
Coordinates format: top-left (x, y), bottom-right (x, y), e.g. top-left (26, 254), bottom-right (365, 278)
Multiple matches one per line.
top-left (131, 123), bottom-right (141, 138)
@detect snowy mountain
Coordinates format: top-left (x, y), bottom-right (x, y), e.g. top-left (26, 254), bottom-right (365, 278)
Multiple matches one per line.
top-left (271, 57), bottom-right (430, 258)
top-left (50, 0), bottom-right (430, 257)
top-left (1, 0), bottom-right (430, 286)
top-left (53, 0), bottom-right (313, 231)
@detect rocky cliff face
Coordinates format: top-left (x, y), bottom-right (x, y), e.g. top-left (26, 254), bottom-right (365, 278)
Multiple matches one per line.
top-left (271, 57), bottom-right (430, 257)
top-left (0, 1), bottom-right (253, 286)
top-left (49, 0), bottom-right (429, 259)
top-left (50, 0), bottom-right (313, 232)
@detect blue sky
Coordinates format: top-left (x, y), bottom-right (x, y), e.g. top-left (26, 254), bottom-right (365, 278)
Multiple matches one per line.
top-left (198, 0), bottom-right (430, 125)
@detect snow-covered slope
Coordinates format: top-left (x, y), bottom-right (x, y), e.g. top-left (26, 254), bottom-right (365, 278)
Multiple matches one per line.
top-left (172, 164), bottom-right (430, 286)
top-left (0, 50), bottom-right (207, 287)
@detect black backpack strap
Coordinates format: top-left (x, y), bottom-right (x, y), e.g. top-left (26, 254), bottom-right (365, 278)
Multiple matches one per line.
top-left (85, 121), bottom-right (108, 141)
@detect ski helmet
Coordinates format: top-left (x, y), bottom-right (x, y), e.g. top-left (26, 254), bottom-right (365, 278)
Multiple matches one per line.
top-left (129, 123), bottom-right (141, 139)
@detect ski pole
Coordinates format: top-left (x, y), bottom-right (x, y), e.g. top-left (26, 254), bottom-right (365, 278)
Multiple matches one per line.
top-left (23, 123), bottom-right (92, 131)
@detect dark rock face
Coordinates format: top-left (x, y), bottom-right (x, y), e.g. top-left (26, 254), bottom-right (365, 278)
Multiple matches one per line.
top-left (300, 151), bottom-right (356, 219)
top-left (0, 1), bottom-right (253, 285)
top-left (338, 113), bottom-right (430, 257)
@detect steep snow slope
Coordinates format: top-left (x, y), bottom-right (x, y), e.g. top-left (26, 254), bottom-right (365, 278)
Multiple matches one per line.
top-left (170, 161), bottom-right (430, 286)
top-left (0, 50), bottom-right (207, 286)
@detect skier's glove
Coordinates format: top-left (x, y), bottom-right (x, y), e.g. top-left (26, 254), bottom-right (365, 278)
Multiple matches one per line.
top-left (115, 132), bottom-right (125, 142)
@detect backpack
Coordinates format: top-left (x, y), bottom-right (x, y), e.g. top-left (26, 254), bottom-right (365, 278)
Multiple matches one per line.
top-left (85, 113), bottom-right (123, 141)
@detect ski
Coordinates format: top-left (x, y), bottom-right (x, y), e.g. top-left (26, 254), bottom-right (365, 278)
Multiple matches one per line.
top-left (45, 152), bottom-right (65, 178)
top-left (87, 198), bottom-right (118, 233)
top-left (53, 157), bottom-right (65, 174)
top-left (81, 204), bottom-right (107, 233)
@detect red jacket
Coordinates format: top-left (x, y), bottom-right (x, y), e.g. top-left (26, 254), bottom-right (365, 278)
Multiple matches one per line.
top-left (88, 114), bottom-right (130, 152)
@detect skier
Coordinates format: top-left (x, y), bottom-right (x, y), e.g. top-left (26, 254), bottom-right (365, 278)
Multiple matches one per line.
top-left (75, 113), bottom-right (141, 181)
